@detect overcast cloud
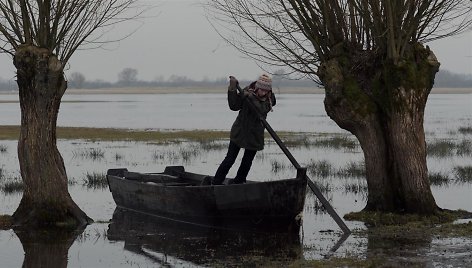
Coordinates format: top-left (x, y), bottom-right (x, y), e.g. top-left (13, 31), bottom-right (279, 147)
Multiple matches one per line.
top-left (0, 0), bottom-right (471, 83)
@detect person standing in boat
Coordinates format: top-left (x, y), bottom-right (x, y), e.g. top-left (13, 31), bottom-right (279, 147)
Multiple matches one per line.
top-left (206, 74), bottom-right (276, 185)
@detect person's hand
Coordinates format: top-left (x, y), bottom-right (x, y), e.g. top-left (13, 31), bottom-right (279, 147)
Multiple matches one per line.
top-left (229, 76), bottom-right (239, 89)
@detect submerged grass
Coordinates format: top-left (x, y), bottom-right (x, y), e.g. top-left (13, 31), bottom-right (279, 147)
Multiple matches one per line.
top-left (427, 140), bottom-right (455, 157)
top-left (337, 161), bottom-right (365, 178)
top-left (458, 126), bottom-right (472, 135)
top-left (456, 140), bottom-right (472, 156)
top-left (73, 148), bottom-right (105, 160)
top-left (307, 160), bottom-right (334, 178)
top-left (428, 172), bottom-right (450, 186)
top-left (427, 139), bottom-right (472, 157)
top-left (83, 172), bottom-right (108, 189)
top-left (454, 166), bottom-right (472, 183)
top-left (314, 136), bottom-right (358, 150)
top-left (1, 176), bottom-right (24, 194)
top-left (270, 159), bottom-right (287, 173)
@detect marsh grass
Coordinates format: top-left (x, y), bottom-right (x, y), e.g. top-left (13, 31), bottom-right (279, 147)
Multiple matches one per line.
top-left (83, 172), bottom-right (108, 189)
top-left (456, 140), bottom-right (472, 156)
top-left (337, 162), bottom-right (365, 178)
top-left (179, 146), bottom-right (200, 162)
top-left (152, 151), bottom-right (164, 161)
top-left (427, 140), bottom-right (455, 157)
top-left (453, 166), bottom-right (472, 183)
top-left (428, 172), bottom-right (450, 186)
top-left (198, 140), bottom-right (227, 151)
top-left (343, 182), bottom-right (368, 194)
top-left (314, 136), bottom-right (358, 150)
top-left (162, 150), bottom-right (179, 162)
top-left (426, 139), bottom-right (472, 157)
top-left (68, 177), bottom-right (78, 186)
top-left (0, 144), bottom-right (7, 153)
top-left (0, 126), bottom-right (231, 142)
top-left (307, 160), bottom-right (334, 178)
top-left (2, 176), bottom-right (24, 194)
top-left (458, 126), bottom-right (472, 135)
top-left (114, 153), bottom-right (123, 161)
top-left (73, 148), bottom-right (105, 160)
top-left (270, 159), bottom-right (287, 173)
top-left (283, 135), bottom-right (312, 148)
top-left (305, 189), bottom-right (333, 214)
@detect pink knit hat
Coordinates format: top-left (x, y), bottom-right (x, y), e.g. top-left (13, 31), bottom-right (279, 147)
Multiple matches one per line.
top-left (255, 74), bottom-right (272, 91)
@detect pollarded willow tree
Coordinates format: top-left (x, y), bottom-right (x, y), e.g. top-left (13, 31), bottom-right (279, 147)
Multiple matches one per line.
top-left (0, 0), bottom-right (140, 227)
top-left (208, 1), bottom-right (472, 214)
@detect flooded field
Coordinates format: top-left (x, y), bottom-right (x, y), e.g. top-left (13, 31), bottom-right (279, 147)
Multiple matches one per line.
top-left (0, 93), bottom-right (471, 267)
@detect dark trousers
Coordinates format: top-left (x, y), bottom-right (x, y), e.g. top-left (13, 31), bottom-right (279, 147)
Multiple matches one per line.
top-left (212, 141), bottom-right (257, 184)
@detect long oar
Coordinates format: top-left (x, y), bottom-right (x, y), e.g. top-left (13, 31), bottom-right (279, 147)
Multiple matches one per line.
top-left (236, 83), bottom-right (350, 235)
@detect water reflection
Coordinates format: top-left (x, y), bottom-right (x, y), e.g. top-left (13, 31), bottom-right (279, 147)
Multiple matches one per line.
top-left (107, 208), bottom-right (303, 267)
top-left (365, 228), bottom-right (433, 267)
top-left (14, 227), bottom-right (85, 268)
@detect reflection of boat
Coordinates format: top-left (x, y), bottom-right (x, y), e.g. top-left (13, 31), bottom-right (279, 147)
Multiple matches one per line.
top-left (107, 208), bottom-right (302, 266)
top-left (106, 166), bottom-right (307, 229)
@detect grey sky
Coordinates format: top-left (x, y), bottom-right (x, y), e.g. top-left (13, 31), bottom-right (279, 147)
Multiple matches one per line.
top-left (0, 0), bottom-right (471, 83)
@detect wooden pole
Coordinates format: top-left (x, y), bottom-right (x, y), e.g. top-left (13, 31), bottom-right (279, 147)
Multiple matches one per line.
top-left (236, 83), bottom-right (350, 235)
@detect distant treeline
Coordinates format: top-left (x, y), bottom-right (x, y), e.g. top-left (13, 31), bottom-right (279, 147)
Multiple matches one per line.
top-left (0, 69), bottom-right (471, 91)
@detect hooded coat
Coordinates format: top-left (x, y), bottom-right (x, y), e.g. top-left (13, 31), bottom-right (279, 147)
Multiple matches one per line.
top-left (227, 84), bottom-right (276, 151)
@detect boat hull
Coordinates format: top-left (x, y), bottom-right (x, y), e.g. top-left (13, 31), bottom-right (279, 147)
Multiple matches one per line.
top-left (107, 166), bottom-right (307, 228)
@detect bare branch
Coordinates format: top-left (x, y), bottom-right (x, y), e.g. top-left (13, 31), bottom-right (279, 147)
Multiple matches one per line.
top-left (207, 0), bottom-right (472, 80)
top-left (0, 0), bottom-right (146, 66)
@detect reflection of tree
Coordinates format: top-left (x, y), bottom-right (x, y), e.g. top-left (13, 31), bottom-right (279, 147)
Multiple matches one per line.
top-left (14, 227), bottom-right (85, 268)
top-left (107, 209), bottom-right (302, 266)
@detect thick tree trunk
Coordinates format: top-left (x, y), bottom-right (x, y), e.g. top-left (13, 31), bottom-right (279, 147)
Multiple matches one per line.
top-left (12, 45), bottom-right (92, 227)
top-left (319, 43), bottom-right (440, 214)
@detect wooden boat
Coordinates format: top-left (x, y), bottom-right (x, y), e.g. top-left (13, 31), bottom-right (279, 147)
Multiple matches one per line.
top-left (106, 166), bottom-right (308, 229)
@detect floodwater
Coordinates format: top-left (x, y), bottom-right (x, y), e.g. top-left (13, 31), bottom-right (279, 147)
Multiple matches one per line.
top-left (0, 92), bottom-right (471, 267)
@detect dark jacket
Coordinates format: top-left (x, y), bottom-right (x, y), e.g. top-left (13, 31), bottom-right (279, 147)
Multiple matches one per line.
top-left (228, 84), bottom-right (276, 151)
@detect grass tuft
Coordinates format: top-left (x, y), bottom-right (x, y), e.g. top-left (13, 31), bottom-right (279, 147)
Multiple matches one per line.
top-left (2, 176), bottom-right (24, 194)
top-left (314, 136), bottom-right (358, 150)
top-left (307, 160), bottom-right (334, 178)
top-left (270, 160), bottom-right (287, 173)
top-left (73, 148), bottom-right (105, 160)
top-left (198, 140), bottom-right (226, 151)
top-left (114, 153), bottom-right (123, 161)
top-left (428, 172), bottom-right (450, 186)
top-left (83, 172), bottom-right (108, 189)
top-left (458, 126), bottom-right (472, 135)
top-left (427, 140), bottom-right (455, 157)
top-left (454, 166), bottom-right (472, 183)
top-left (456, 140), bottom-right (472, 156)
top-left (343, 182), bottom-right (368, 194)
top-left (337, 162), bottom-right (365, 178)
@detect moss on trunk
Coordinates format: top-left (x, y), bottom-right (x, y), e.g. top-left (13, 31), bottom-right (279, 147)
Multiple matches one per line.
top-left (320, 42), bottom-right (440, 214)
